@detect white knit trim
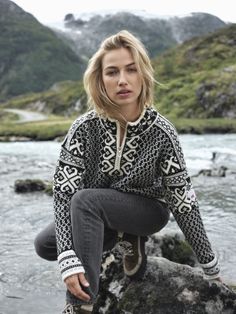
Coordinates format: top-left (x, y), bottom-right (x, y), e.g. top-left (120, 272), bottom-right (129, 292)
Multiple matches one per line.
top-left (61, 265), bottom-right (85, 282)
top-left (200, 254), bottom-right (220, 277)
top-left (204, 272), bottom-right (221, 280)
top-left (200, 254), bottom-right (218, 269)
top-left (58, 249), bottom-right (85, 282)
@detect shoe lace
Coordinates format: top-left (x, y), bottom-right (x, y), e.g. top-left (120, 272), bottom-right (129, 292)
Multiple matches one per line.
top-left (115, 240), bottom-right (134, 256)
top-left (63, 304), bottom-right (81, 314)
top-left (63, 304), bottom-right (74, 314)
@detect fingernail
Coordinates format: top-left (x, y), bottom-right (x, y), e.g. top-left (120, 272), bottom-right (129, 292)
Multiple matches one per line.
top-left (84, 282), bottom-right (89, 287)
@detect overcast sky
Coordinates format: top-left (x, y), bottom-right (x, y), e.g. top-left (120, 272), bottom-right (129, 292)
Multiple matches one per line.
top-left (12, 0), bottom-right (236, 25)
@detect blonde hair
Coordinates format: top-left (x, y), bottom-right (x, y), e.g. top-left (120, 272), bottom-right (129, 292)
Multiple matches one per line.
top-left (83, 30), bottom-right (155, 123)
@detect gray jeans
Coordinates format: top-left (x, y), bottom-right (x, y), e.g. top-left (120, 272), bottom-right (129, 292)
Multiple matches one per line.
top-left (34, 188), bottom-right (170, 305)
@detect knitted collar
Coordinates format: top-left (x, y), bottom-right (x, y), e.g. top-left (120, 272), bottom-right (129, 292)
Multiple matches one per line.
top-left (99, 106), bottom-right (157, 136)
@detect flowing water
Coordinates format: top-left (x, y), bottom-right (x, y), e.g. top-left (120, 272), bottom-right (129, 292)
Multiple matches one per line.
top-left (0, 134), bottom-right (236, 313)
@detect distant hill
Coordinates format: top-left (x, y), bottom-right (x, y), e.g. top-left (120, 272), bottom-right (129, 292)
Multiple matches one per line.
top-left (55, 11), bottom-right (226, 60)
top-left (0, 0), bottom-right (85, 101)
top-left (153, 23), bottom-right (236, 118)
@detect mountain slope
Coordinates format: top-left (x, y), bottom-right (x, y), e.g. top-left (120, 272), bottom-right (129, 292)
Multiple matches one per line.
top-left (153, 23), bottom-right (236, 118)
top-left (57, 11), bottom-right (226, 60)
top-left (0, 0), bottom-right (85, 101)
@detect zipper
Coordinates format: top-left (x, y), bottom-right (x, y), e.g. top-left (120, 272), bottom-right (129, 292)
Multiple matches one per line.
top-left (114, 122), bottom-right (127, 171)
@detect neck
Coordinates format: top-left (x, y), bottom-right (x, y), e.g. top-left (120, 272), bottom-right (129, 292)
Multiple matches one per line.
top-left (118, 103), bottom-right (141, 123)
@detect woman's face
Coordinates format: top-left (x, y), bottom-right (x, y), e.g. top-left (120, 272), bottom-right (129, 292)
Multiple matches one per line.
top-left (102, 47), bottom-right (142, 109)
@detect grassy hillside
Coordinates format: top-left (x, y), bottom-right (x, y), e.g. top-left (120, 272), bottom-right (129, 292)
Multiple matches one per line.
top-left (0, 0), bottom-right (85, 101)
top-left (0, 80), bottom-right (87, 116)
top-left (153, 24), bottom-right (236, 119)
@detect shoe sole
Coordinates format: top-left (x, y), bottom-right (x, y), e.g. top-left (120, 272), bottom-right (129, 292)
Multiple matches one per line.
top-left (123, 236), bottom-right (147, 280)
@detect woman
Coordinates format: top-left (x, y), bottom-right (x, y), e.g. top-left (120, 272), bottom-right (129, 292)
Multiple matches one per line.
top-left (34, 30), bottom-right (221, 314)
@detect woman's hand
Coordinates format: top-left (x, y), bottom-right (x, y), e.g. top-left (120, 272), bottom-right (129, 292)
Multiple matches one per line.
top-left (65, 273), bottom-right (91, 302)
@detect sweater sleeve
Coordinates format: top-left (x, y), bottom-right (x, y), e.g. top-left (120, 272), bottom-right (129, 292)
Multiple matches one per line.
top-left (160, 126), bottom-right (220, 279)
top-left (53, 122), bottom-right (86, 281)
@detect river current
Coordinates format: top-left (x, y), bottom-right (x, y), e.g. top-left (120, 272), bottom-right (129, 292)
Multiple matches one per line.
top-left (0, 134), bottom-right (236, 313)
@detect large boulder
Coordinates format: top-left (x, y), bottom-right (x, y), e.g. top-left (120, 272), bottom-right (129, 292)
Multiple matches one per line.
top-left (93, 235), bottom-right (236, 314)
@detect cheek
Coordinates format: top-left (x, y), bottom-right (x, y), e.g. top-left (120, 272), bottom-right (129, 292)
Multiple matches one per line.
top-left (103, 79), bottom-right (114, 94)
top-left (137, 78), bottom-right (143, 94)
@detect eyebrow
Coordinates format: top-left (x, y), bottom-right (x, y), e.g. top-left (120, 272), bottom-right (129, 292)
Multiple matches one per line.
top-left (104, 62), bottom-right (136, 70)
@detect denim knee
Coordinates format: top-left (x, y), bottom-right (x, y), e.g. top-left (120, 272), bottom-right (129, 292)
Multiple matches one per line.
top-left (71, 189), bottom-right (93, 206)
top-left (71, 189), bottom-right (101, 215)
top-left (34, 230), bottom-right (57, 261)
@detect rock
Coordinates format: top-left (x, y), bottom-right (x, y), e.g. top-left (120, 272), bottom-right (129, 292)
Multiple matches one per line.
top-left (146, 233), bottom-right (198, 267)
top-left (14, 179), bottom-right (48, 193)
top-left (192, 166), bottom-right (228, 178)
top-left (195, 80), bottom-right (236, 119)
top-left (94, 250), bottom-right (236, 314)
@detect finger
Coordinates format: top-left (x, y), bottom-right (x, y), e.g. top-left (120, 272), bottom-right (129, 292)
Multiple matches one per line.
top-left (68, 281), bottom-right (91, 301)
top-left (70, 285), bottom-right (91, 301)
top-left (66, 275), bottom-right (91, 301)
top-left (78, 273), bottom-right (90, 287)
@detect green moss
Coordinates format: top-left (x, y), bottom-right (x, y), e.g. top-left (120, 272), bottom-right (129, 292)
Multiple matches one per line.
top-left (44, 182), bottom-right (53, 196)
top-left (161, 236), bottom-right (196, 266)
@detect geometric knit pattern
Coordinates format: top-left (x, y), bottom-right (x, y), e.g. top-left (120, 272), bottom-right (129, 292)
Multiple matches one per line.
top-left (58, 250), bottom-right (85, 281)
top-left (53, 106), bottom-right (219, 279)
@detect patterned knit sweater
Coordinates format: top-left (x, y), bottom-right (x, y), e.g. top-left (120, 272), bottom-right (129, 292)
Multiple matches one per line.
top-left (53, 106), bottom-right (220, 281)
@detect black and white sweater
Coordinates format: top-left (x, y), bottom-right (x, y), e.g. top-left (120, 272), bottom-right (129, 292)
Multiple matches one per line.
top-left (53, 106), bottom-right (220, 281)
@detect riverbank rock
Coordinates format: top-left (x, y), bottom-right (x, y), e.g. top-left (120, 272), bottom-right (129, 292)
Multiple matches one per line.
top-left (14, 179), bottom-right (52, 194)
top-left (146, 233), bottom-right (198, 267)
top-left (192, 166), bottom-right (228, 178)
top-left (93, 234), bottom-right (236, 314)
top-left (0, 136), bottom-right (32, 142)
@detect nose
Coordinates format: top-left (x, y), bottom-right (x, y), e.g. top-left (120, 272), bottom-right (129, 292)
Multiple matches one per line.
top-left (118, 71), bottom-right (128, 86)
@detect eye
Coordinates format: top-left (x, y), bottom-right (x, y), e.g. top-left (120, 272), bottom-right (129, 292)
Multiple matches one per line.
top-left (105, 70), bottom-right (118, 76)
top-left (127, 67), bottom-right (137, 73)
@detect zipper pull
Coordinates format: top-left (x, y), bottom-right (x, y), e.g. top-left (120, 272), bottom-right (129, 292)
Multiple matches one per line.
top-left (118, 148), bottom-right (122, 157)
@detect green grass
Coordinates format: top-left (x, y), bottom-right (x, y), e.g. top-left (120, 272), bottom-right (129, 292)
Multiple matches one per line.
top-left (153, 24), bottom-right (236, 118)
top-left (0, 116), bottom-right (236, 141)
top-left (168, 117), bottom-right (236, 134)
top-left (0, 110), bottom-right (18, 123)
top-left (0, 118), bottom-right (72, 140)
top-left (0, 80), bottom-right (87, 115)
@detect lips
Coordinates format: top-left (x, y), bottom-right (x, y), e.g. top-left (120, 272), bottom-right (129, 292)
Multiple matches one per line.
top-left (117, 89), bottom-right (132, 95)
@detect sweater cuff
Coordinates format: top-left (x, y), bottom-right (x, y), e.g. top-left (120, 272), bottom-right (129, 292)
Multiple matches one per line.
top-left (200, 254), bottom-right (220, 279)
top-left (58, 249), bottom-right (85, 282)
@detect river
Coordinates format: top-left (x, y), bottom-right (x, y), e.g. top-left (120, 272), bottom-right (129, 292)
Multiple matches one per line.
top-left (0, 134), bottom-right (236, 313)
